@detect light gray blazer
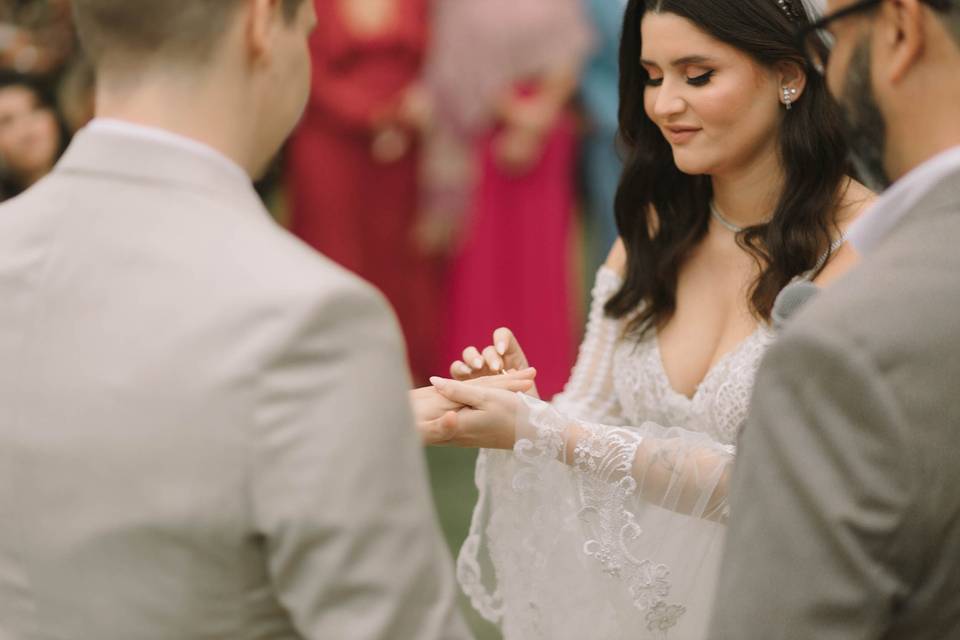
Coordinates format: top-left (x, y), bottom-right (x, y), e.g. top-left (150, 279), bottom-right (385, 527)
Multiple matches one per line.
top-left (711, 169), bottom-right (960, 639)
top-left (0, 128), bottom-right (471, 640)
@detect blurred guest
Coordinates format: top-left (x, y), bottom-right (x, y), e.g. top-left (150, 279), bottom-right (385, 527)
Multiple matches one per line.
top-left (0, 0), bottom-right (76, 77)
top-left (285, 0), bottom-right (437, 382)
top-left (428, 0), bottom-right (593, 398)
top-left (0, 71), bottom-right (67, 200)
top-left (579, 0), bottom-right (627, 275)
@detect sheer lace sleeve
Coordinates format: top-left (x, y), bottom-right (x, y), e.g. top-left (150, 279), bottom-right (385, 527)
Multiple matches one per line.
top-left (480, 400), bottom-right (735, 638)
top-left (550, 266), bottom-right (626, 423)
top-left (458, 403), bottom-right (733, 638)
top-left (516, 396), bottom-right (735, 523)
top-left (457, 268), bottom-right (737, 639)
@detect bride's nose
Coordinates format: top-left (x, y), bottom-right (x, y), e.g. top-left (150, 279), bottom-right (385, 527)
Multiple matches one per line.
top-left (650, 81), bottom-right (688, 120)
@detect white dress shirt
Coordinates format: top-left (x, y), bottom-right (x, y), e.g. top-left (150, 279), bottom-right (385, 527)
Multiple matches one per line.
top-left (85, 117), bottom-right (251, 186)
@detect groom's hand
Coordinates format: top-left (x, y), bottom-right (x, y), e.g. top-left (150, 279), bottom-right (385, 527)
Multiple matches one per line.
top-left (414, 369), bottom-right (536, 446)
top-left (425, 376), bottom-right (526, 450)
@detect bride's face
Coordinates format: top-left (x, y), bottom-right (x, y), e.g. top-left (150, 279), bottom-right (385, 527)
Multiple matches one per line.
top-left (640, 12), bottom-right (785, 177)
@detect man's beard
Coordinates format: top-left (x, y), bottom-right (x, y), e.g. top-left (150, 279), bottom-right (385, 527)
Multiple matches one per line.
top-left (838, 37), bottom-right (893, 192)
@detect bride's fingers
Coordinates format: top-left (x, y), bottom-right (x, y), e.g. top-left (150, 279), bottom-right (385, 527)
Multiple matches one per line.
top-left (469, 370), bottom-right (536, 393)
top-left (430, 376), bottom-right (487, 408)
top-left (450, 360), bottom-right (473, 380)
top-left (502, 378), bottom-right (534, 393)
top-left (492, 327), bottom-right (514, 356)
top-left (492, 327), bottom-right (528, 369)
top-left (462, 346), bottom-right (485, 371)
top-left (471, 368), bottom-right (536, 382)
top-left (482, 345), bottom-right (502, 372)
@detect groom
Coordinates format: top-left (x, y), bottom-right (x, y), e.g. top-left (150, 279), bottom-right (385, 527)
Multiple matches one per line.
top-left (713, 0), bottom-right (960, 637)
top-left (0, 1), bottom-right (472, 638)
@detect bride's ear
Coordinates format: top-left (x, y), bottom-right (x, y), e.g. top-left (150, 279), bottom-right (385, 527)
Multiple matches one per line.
top-left (775, 60), bottom-right (808, 106)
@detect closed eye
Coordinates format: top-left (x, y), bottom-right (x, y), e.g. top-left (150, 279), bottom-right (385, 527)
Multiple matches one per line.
top-left (687, 70), bottom-right (714, 86)
top-left (644, 70), bottom-right (715, 88)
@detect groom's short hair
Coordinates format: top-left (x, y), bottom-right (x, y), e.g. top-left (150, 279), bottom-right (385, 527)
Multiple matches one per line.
top-left (73, 0), bottom-right (306, 68)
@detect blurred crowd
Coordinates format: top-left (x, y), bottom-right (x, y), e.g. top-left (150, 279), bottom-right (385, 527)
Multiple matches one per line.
top-left (0, 0), bottom-right (92, 199)
top-left (1, 0), bottom-right (628, 393)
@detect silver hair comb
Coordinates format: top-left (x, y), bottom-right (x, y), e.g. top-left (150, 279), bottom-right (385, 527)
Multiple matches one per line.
top-left (776, 0), bottom-right (806, 22)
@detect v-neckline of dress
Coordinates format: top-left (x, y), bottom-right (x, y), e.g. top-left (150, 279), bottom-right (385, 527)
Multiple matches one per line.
top-left (653, 325), bottom-right (765, 403)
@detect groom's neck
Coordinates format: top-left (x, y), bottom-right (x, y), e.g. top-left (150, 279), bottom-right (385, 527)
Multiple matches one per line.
top-left (93, 66), bottom-right (260, 179)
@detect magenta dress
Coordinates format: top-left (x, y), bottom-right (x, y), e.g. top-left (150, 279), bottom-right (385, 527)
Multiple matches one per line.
top-left (444, 106), bottom-right (578, 399)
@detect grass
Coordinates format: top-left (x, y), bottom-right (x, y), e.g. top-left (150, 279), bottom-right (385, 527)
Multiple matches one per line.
top-left (426, 447), bottom-right (502, 640)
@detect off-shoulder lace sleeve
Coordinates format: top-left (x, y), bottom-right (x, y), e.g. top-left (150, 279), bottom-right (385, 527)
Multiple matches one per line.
top-left (550, 266), bottom-right (626, 424)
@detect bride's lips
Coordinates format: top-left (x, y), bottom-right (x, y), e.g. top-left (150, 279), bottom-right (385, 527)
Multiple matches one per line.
top-left (663, 126), bottom-right (702, 144)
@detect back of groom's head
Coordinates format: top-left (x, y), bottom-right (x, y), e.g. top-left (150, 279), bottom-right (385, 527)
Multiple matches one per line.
top-left (71, 0), bottom-right (316, 179)
top-left (73, 0), bottom-right (307, 70)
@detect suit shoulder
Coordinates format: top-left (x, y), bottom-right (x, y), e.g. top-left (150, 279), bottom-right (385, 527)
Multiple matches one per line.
top-left (776, 214), bottom-right (960, 386)
top-left (219, 213), bottom-right (392, 314)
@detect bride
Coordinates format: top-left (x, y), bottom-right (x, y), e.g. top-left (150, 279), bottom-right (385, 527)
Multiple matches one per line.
top-left (417, 0), bottom-right (875, 638)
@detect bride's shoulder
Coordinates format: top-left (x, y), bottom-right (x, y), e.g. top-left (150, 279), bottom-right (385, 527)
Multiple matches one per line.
top-left (603, 239), bottom-right (627, 277)
top-left (813, 179), bottom-right (877, 286)
top-left (602, 206), bottom-right (660, 279)
top-left (836, 178), bottom-right (877, 226)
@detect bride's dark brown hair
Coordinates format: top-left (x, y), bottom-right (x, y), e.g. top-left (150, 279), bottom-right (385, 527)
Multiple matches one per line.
top-left (605, 0), bottom-right (850, 335)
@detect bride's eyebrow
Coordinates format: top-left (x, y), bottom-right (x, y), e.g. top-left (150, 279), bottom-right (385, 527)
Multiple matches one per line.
top-left (640, 55), bottom-right (717, 68)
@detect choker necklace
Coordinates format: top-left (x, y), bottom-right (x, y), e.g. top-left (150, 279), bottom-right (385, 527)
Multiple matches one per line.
top-left (710, 202), bottom-right (746, 233)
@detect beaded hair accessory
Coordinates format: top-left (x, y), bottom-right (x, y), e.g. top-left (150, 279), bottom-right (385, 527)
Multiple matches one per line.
top-left (776, 0), bottom-right (807, 22)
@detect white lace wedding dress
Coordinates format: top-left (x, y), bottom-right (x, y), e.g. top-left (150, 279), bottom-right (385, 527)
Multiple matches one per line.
top-left (456, 266), bottom-right (776, 639)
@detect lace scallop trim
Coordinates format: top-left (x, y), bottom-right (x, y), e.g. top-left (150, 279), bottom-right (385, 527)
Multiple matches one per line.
top-left (514, 397), bottom-right (689, 633)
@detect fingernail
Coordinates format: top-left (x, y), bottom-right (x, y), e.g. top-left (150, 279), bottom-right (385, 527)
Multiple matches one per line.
top-left (473, 358), bottom-right (485, 369)
top-left (430, 376), bottom-right (447, 389)
top-left (456, 363), bottom-right (471, 375)
top-left (496, 342), bottom-right (507, 355)
top-left (492, 359), bottom-right (502, 371)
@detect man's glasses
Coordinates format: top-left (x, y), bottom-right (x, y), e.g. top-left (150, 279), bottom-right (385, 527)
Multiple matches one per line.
top-left (797, 0), bottom-right (952, 75)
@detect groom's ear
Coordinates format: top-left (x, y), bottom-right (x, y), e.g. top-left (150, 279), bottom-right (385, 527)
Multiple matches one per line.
top-left (244, 0), bottom-right (285, 64)
top-left (878, 0), bottom-right (926, 85)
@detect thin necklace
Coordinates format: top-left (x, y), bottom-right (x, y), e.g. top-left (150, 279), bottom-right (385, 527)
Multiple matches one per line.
top-left (710, 202), bottom-right (746, 233)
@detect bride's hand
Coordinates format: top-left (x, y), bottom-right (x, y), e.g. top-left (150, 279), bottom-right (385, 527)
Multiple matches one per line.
top-left (450, 328), bottom-right (539, 399)
top-left (414, 369), bottom-right (536, 445)
top-left (423, 376), bottom-right (526, 450)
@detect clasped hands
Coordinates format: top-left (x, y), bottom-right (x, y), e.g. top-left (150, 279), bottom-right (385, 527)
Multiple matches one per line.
top-left (412, 328), bottom-right (538, 450)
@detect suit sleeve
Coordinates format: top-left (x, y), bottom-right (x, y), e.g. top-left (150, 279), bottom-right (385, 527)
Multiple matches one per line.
top-left (709, 324), bottom-right (916, 640)
top-left (251, 280), bottom-right (472, 640)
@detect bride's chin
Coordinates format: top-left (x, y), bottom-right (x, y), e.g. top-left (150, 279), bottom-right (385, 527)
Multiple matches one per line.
top-left (671, 154), bottom-right (714, 176)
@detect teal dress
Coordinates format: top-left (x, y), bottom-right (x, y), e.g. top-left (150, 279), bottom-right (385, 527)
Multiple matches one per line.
top-left (580, 0), bottom-right (626, 273)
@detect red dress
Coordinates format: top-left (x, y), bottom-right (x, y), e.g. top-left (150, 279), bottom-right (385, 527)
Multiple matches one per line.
top-left (286, 0), bottom-right (437, 381)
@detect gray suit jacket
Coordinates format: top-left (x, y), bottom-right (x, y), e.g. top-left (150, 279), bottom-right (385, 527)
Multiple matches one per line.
top-left (711, 168), bottom-right (960, 639)
top-left (0, 127), bottom-right (471, 639)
